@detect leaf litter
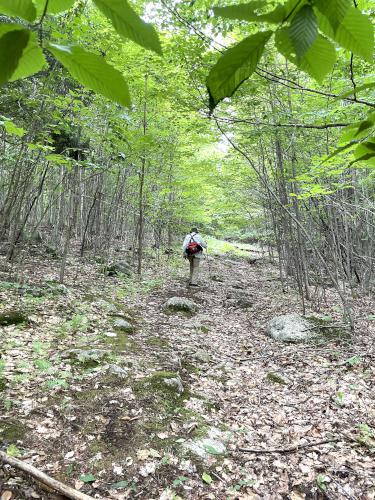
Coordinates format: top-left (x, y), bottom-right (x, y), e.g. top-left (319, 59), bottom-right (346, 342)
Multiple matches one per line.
top-left (0, 250), bottom-right (375, 499)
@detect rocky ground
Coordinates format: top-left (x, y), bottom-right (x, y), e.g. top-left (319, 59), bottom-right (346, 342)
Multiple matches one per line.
top-left (0, 247), bottom-right (375, 499)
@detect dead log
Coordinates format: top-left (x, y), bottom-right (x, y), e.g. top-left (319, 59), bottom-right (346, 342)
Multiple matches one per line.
top-left (0, 451), bottom-right (95, 500)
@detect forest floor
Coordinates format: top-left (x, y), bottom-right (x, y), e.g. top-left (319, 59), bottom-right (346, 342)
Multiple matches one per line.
top-left (0, 244), bottom-right (375, 500)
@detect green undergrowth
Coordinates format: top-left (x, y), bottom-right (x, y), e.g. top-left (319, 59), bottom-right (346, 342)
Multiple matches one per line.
top-left (306, 316), bottom-right (352, 344)
top-left (205, 236), bottom-right (256, 258)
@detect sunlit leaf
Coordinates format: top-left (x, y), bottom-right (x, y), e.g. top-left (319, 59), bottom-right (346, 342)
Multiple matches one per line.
top-left (92, 0), bottom-right (162, 55)
top-left (207, 31), bottom-right (272, 111)
top-left (0, 0), bottom-right (36, 22)
top-left (48, 43), bottom-right (130, 107)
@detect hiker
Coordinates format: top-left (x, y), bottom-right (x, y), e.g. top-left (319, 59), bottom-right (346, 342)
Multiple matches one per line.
top-left (182, 228), bottom-right (207, 286)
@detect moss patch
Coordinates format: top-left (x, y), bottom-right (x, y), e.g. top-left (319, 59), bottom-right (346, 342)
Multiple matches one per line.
top-left (0, 419), bottom-right (27, 442)
top-left (0, 310), bottom-right (28, 326)
top-left (307, 316), bottom-right (351, 343)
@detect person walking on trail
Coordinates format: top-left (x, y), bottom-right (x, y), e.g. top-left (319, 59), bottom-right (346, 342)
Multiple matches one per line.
top-left (182, 227), bottom-right (207, 286)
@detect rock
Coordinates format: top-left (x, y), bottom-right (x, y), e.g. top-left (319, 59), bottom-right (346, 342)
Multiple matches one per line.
top-left (107, 364), bottom-right (128, 378)
top-left (105, 260), bottom-right (132, 277)
top-left (183, 427), bottom-right (228, 459)
top-left (66, 349), bottom-right (110, 364)
top-left (268, 313), bottom-right (315, 343)
top-left (94, 299), bottom-right (117, 313)
top-left (266, 372), bottom-right (290, 385)
top-left (163, 376), bottom-right (184, 394)
top-left (193, 349), bottom-right (211, 363)
top-left (136, 371), bottom-right (184, 396)
top-left (163, 297), bottom-right (198, 314)
top-left (113, 318), bottom-right (133, 332)
top-left (0, 310), bottom-right (28, 326)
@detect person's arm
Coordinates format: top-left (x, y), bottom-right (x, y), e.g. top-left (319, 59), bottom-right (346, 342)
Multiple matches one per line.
top-left (196, 235), bottom-right (207, 249)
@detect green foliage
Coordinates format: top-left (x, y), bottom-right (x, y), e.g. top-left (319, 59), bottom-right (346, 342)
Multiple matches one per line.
top-left (79, 473), bottom-right (96, 483)
top-left (202, 472), bottom-right (213, 484)
top-left (288, 5), bottom-right (318, 59)
top-left (92, 0), bottom-right (162, 55)
top-left (49, 44), bottom-right (131, 107)
top-left (209, 0), bottom-right (373, 110)
top-left (316, 473), bottom-right (329, 492)
top-left (0, 0), bottom-right (36, 21)
top-left (207, 31), bottom-right (272, 111)
top-left (0, 29), bottom-right (30, 85)
top-left (0, 24), bottom-right (46, 81)
top-left (0, 0), bottom-right (162, 108)
top-left (34, 0), bottom-right (76, 15)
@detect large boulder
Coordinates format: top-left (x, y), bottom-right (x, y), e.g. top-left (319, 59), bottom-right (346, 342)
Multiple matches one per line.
top-left (268, 313), bottom-right (315, 343)
top-left (162, 297), bottom-right (198, 314)
top-left (105, 260), bottom-right (132, 277)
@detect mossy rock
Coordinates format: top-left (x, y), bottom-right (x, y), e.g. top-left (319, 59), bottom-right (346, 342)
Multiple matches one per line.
top-left (162, 297), bottom-right (198, 315)
top-left (0, 310), bottom-right (28, 326)
top-left (0, 419), bottom-right (27, 442)
top-left (113, 317), bottom-right (134, 333)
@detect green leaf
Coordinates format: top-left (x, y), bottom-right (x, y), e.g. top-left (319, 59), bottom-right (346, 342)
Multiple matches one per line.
top-left (202, 472), bottom-right (213, 484)
top-left (111, 480), bottom-right (129, 489)
top-left (288, 5), bottom-right (318, 58)
top-left (335, 81), bottom-right (375, 100)
top-left (34, 0), bottom-right (76, 15)
top-left (207, 30), bottom-right (272, 111)
top-left (317, 6), bottom-right (373, 62)
top-left (203, 444), bottom-right (225, 455)
top-left (0, 24), bottom-right (46, 81)
top-left (314, 0), bottom-right (350, 31)
top-left (0, 29), bottom-right (30, 86)
top-left (0, 0), bottom-right (36, 22)
top-left (275, 29), bottom-right (336, 82)
top-left (353, 138), bottom-right (375, 166)
top-left (2, 119), bottom-right (26, 136)
top-left (214, 0), bottom-right (303, 24)
top-left (92, 0), bottom-right (162, 55)
top-left (80, 473), bottom-right (96, 483)
top-left (48, 44), bottom-right (130, 107)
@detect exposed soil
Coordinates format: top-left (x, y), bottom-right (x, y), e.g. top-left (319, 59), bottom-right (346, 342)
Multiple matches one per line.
top-left (1, 249), bottom-right (375, 499)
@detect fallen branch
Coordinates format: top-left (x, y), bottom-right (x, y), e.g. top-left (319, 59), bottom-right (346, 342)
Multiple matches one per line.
top-left (0, 451), bottom-right (95, 500)
top-left (239, 438), bottom-right (341, 454)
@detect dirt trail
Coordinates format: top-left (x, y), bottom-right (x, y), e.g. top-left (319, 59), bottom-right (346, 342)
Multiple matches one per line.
top-left (1, 253), bottom-right (375, 499)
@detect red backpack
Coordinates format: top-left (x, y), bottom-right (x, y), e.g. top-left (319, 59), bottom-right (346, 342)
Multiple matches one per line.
top-left (186, 234), bottom-right (203, 256)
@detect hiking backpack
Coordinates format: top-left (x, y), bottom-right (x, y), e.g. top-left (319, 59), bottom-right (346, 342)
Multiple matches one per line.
top-left (186, 234), bottom-right (203, 256)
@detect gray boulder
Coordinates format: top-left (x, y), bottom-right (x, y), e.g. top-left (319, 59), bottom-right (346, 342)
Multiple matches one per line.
top-left (268, 313), bottom-right (315, 342)
top-left (113, 318), bottom-right (133, 332)
top-left (163, 376), bottom-right (184, 394)
top-left (106, 260), bottom-right (132, 277)
top-left (163, 297), bottom-right (198, 314)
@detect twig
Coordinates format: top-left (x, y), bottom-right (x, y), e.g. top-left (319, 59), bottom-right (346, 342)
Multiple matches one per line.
top-left (0, 451), bottom-right (94, 500)
top-left (239, 438), bottom-right (341, 454)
